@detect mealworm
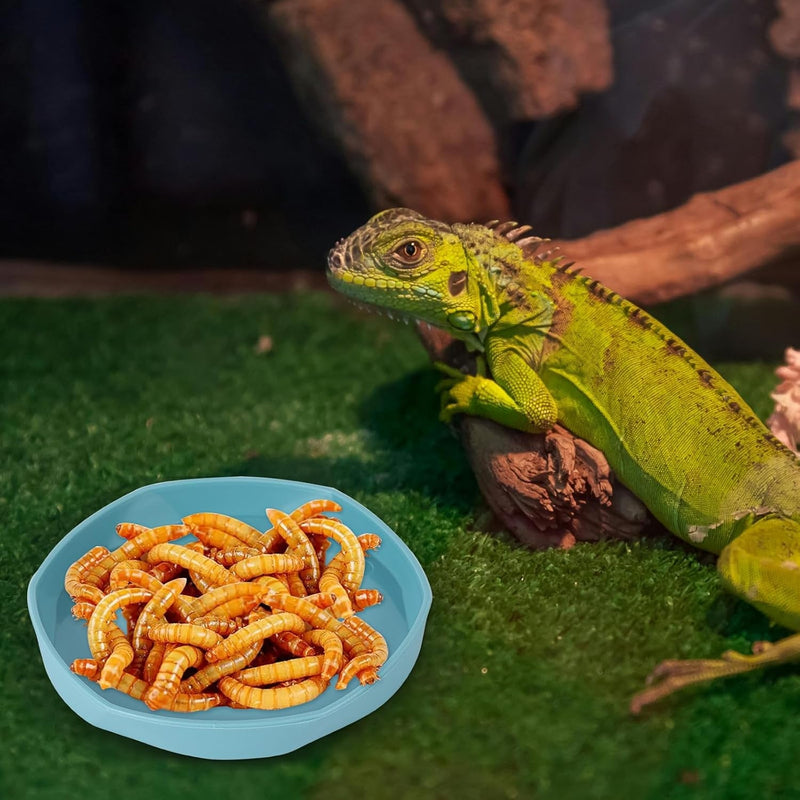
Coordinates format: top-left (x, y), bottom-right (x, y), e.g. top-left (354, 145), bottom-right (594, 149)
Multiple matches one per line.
top-left (266, 509), bottom-right (320, 593)
top-left (185, 581), bottom-right (269, 621)
top-left (230, 553), bottom-right (305, 580)
top-left (352, 589), bottom-right (383, 612)
top-left (71, 658), bottom-right (101, 681)
top-left (117, 673), bottom-right (220, 712)
top-left (144, 645), bottom-right (203, 710)
top-left (113, 567), bottom-right (193, 620)
top-left (205, 612), bottom-right (307, 663)
top-left (98, 625), bottom-right (134, 689)
top-left (189, 569), bottom-right (215, 595)
top-left (115, 522), bottom-right (151, 540)
top-left (121, 604), bottom-right (141, 636)
top-left (318, 563), bottom-right (353, 619)
top-left (205, 595), bottom-right (263, 620)
top-left (300, 518), bottom-right (365, 593)
top-left (149, 560), bottom-right (184, 583)
top-left (212, 545), bottom-right (261, 567)
top-left (71, 602), bottom-right (96, 621)
top-left (145, 543), bottom-right (235, 588)
top-left (183, 512), bottom-right (282, 553)
top-left (83, 525), bottom-right (190, 587)
top-left (108, 561), bottom-right (151, 589)
top-left (108, 567), bottom-right (162, 593)
top-left (87, 586), bottom-right (153, 660)
top-left (308, 534), bottom-right (330, 572)
top-left (259, 573), bottom-right (289, 591)
top-left (142, 641), bottom-right (167, 684)
top-left (261, 590), bottom-right (367, 658)
top-left (181, 640), bottom-right (261, 693)
top-left (131, 577), bottom-right (188, 672)
top-left (345, 614), bottom-right (388, 652)
top-left (271, 631), bottom-right (318, 658)
top-left (289, 499), bottom-right (342, 522)
top-left (357, 533), bottom-right (382, 552)
top-left (303, 592), bottom-right (336, 610)
top-left (336, 615), bottom-right (389, 689)
top-left (194, 615), bottom-right (247, 636)
top-left (285, 571), bottom-right (308, 597)
top-left (218, 675), bottom-right (328, 710)
top-left (235, 655), bottom-right (324, 686)
top-left (149, 622), bottom-right (223, 650)
top-left (189, 525), bottom-right (244, 550)
top-left (64, 546), bottom-right (108, 604)
top-left (303, 629), bottom-right (344, 681)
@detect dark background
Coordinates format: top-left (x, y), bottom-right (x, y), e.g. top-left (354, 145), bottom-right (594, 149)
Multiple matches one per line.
top-left (0, 0), bottom-right (796, 268)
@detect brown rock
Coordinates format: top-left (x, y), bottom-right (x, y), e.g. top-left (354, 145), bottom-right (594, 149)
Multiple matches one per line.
top-left (787, 69), bottom-right (800, 112)
top-left (770, 0), bottom-right (800, 60)
top-left (402, 0), bottom-right (613, 121)
top-left (782, 127), bottom-right (800, 158)
top-left (770, 3), bottom-right (800, 158)
top-left (516, 0), bottom-right (790, 239)
top-left (262, 0), bottom-right (510, 222)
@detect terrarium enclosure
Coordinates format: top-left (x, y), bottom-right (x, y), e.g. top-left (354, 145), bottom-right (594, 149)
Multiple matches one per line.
top-left (4, 2), bottom-right (800, 799)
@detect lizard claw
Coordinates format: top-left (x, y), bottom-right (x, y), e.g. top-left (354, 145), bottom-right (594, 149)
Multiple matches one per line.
top-left (435, 363), bottom-right (479, 422)
top-left (631, 653), bottom-right (759, 714)
top-left (439, 394), bottom-right (469, 422)
top-left (436, 372), bottom-right (485, 422)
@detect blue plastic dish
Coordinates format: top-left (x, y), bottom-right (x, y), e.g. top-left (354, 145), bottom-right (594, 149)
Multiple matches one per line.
top-left (28, 476), bottom-right (432, 759)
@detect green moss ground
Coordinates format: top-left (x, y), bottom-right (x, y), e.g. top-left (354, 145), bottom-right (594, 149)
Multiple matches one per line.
top-left (1, 293), bottom-right (798, 799)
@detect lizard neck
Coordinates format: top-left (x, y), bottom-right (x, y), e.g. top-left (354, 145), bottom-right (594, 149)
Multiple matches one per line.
top-left (460, 230), bottom-right (548, 328)
top-left (466, 236), bottom-right (567, 363)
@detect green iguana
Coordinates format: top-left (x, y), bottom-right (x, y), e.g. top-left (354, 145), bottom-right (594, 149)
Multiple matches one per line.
top-left (326, 207), bottom-right (800, 713)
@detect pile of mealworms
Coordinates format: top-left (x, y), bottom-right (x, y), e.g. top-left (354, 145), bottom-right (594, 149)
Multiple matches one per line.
top-left (64, 499), bottom-right (388, 712)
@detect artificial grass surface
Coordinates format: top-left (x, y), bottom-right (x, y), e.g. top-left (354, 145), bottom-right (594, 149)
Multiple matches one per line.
top-left (1, 292), bottom-right (797, 799)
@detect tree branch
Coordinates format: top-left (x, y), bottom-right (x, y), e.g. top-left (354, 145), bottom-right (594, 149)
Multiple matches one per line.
top-left (552, 159), bottom-right (800, 304)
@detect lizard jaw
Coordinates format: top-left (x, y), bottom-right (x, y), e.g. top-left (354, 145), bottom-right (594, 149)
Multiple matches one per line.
top-left (341, 296), bottom-right (427, 327)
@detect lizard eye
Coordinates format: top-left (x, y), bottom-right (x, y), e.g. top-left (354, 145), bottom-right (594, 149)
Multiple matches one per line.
top-left (391, 240), bottom-right (426, 266)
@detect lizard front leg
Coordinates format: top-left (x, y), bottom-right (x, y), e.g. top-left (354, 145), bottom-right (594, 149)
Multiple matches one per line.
top-left (631, 516), bottom-right (800, 713)
top-left (435, 350), bottom-right (558, 434)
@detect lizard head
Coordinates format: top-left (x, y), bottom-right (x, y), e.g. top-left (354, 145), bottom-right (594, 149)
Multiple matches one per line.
top-left (327, 208), bottom-right (491, 339)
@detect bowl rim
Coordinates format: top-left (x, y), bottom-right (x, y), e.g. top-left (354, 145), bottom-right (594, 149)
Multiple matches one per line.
top-left (28, 475), bottom-right (433, 732)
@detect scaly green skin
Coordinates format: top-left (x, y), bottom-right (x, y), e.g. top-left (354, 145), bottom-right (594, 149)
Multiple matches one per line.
top-left (328, 208), bottom-right (800, 711)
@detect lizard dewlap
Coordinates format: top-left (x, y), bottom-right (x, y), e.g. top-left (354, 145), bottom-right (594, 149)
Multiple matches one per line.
top-left (327, 207), bottom-right (800, 712)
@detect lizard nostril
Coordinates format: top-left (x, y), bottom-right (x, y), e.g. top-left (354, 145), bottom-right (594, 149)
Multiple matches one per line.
top-left (327, 246), bottom-right (345, 271)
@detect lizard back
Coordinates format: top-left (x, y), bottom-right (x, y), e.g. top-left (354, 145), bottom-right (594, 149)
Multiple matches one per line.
top-left (514, 258), bottom-right (800, 552)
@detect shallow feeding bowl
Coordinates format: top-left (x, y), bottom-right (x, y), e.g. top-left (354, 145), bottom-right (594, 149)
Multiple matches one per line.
top-left (28, 476), bottom-right (432, 759)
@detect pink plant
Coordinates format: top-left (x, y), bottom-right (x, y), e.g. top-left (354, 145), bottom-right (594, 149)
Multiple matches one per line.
top-left (768, 348), bottom-right (800, 455)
